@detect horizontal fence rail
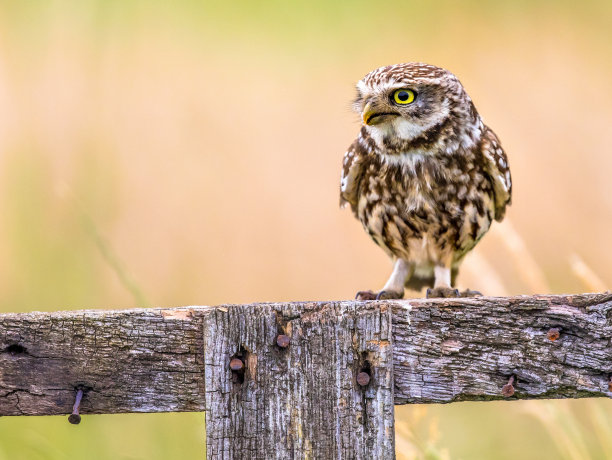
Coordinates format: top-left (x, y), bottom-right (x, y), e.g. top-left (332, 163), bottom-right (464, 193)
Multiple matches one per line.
top-left (2, 293), bottom-right (611, 417)
top-left (2, 293), bottom-right (612, 458)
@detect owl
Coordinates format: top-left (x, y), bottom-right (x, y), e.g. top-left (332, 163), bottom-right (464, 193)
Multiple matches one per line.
top-left (340, 63), bottom-right (512, 299)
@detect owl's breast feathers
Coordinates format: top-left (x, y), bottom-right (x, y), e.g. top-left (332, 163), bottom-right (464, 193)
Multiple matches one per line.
top-left (339, 125), bottom-right (511, 262)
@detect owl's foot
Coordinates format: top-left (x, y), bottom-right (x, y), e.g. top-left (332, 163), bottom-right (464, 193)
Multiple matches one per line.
top-left (426, 287), bottom-right (460, 298)
top-left (459, 288), bottom-right (482, 298)
top-left (355, 290), bottom-right (377, 300)
top-left (426, 287), bottom-right (483, 298)
top-left (355, 290), bottom-right (403, 300)
top-left (376, 290), bottom-right (404, 300)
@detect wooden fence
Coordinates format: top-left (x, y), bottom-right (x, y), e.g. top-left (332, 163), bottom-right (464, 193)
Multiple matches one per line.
top-left (2, 293), bottom-right (612, 458)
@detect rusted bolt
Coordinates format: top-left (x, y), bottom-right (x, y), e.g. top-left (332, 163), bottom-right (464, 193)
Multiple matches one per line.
top-left (276, 334), bottom-right (290, 348)
top-left (501, 376), bottom-right (515, 397)
top-left (357, 371), bottom-right (371, 387)
top-left (68, 389), bottom-right (83, 425)
top-left (229, 358), bottom-right (244, 371)
top-left (547, 328), bottom-right (560, 341)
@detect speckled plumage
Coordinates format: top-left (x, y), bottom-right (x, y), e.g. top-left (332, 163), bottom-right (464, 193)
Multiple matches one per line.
top-left (340, 63), bottom-right (511, 299)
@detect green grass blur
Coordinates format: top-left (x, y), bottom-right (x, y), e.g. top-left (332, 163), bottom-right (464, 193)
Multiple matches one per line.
top-left (1, 1), bottom-right (612, 458)
top-left (0, 413), bottom-right (204, 460)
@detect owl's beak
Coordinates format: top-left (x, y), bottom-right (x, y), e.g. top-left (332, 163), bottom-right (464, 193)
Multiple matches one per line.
top-left (362, 102), bottom-right (376, 126)
top-left (362, 102), bottom-right (398, 126)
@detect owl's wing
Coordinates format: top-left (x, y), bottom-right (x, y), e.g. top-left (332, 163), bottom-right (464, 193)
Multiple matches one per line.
top-left (339, 140), bottom-right (366, 214)
top-left (480, 126), bottom-right (512, 221)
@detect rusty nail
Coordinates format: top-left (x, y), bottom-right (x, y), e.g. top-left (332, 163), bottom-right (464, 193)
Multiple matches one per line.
top-left (276, 334), bottom-right (290, 348)
top-left (608, 376), bottom-right (612, 392)
top-left (547, 328), bottom-right (560, 341)
top-left (357, 371), bottom-right (371, 387)
top-left (501, 376), bottom-right (515, 397)
top-left (229, 357), bottom-right (244, 371)
top-left (68, 389), bottom-right (83, 425)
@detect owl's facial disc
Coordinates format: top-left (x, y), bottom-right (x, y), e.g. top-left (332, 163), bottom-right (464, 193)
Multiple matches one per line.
top-left (358, 84), bottom-right (451, 145)
top-left (360, 87), bottom-right (421, 127)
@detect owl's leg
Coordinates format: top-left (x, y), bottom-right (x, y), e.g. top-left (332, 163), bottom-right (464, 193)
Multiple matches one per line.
top-left (355, 259), bottom-right (411, 300)
top-left (379, 259), bottom-right (412, 299)
top-left (426, 264), bottom-right (460, 298)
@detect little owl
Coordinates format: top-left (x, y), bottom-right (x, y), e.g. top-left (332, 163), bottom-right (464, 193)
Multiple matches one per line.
top-left (340, 63), bottom-right (511, 299)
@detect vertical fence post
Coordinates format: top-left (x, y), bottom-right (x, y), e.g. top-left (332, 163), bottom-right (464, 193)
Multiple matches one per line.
top-left (203, 301), bottom-right (395, 459)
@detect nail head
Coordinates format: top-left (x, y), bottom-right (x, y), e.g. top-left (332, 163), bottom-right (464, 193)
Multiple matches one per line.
top-left (68, 414), bottom-right (81, 425)
top-left (547, 328), bottom-right (560, 341)
top-left (501, 383), bottom-right (515, 397)
top-left (229, 358), bottom-right (244, 371)
top-left (357, 371), bottom-right (370, 387)
top-left (276, 334), bottom-right (290, 348)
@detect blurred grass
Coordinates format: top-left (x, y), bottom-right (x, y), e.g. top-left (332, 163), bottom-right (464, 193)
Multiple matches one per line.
top-left (1, 0), bottom-right (612, 458)
top-left (0, 413), bottom-right (205, 460)
top-left (397, 399), bottom-right (612, 460)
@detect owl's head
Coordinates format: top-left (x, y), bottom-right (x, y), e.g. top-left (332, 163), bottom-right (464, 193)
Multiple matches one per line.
top-left (354, 63), bottom-right (480, 154)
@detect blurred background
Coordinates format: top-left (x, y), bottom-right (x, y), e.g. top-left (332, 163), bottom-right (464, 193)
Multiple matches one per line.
top-left (1, 0), bottom-right (611, 458)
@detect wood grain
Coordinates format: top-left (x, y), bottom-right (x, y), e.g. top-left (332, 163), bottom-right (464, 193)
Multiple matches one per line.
top-left (393, 292), bottom-right (612, 403)
top-left (202, 301), bottom-right (395, 460)
top-left (0, 307), bottom-right (208, 416)
top-left (1, 293), bottom-right (611, 421)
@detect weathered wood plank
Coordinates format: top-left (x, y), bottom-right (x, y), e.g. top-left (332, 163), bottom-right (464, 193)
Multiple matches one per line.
top-left (202, 301), bottom-right (395, 460)
top-left (392, 292), bottom-right (612, 403)
top-left (0, 307), bottom-right (208, 416)
top-left (1, 293), bottom-right (612, 419)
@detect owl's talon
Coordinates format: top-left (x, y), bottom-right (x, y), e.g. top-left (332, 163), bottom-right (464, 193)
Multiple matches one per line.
top-left (355, 289), bottom-right (403, 300)
top-left (426, 287), bottom-right (460, 298)
top-left (375, 290), bottom-right (404, 300)
top-left (355, 290), bottom-right (377, 300)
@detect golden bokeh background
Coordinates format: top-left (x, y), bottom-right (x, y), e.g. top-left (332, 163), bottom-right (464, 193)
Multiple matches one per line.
top-left (1, 1), bottom-right (612, 458)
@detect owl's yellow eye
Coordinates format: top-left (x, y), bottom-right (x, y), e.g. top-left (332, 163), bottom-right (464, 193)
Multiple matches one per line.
top-left (392, 89), bottom-right (415, 105)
